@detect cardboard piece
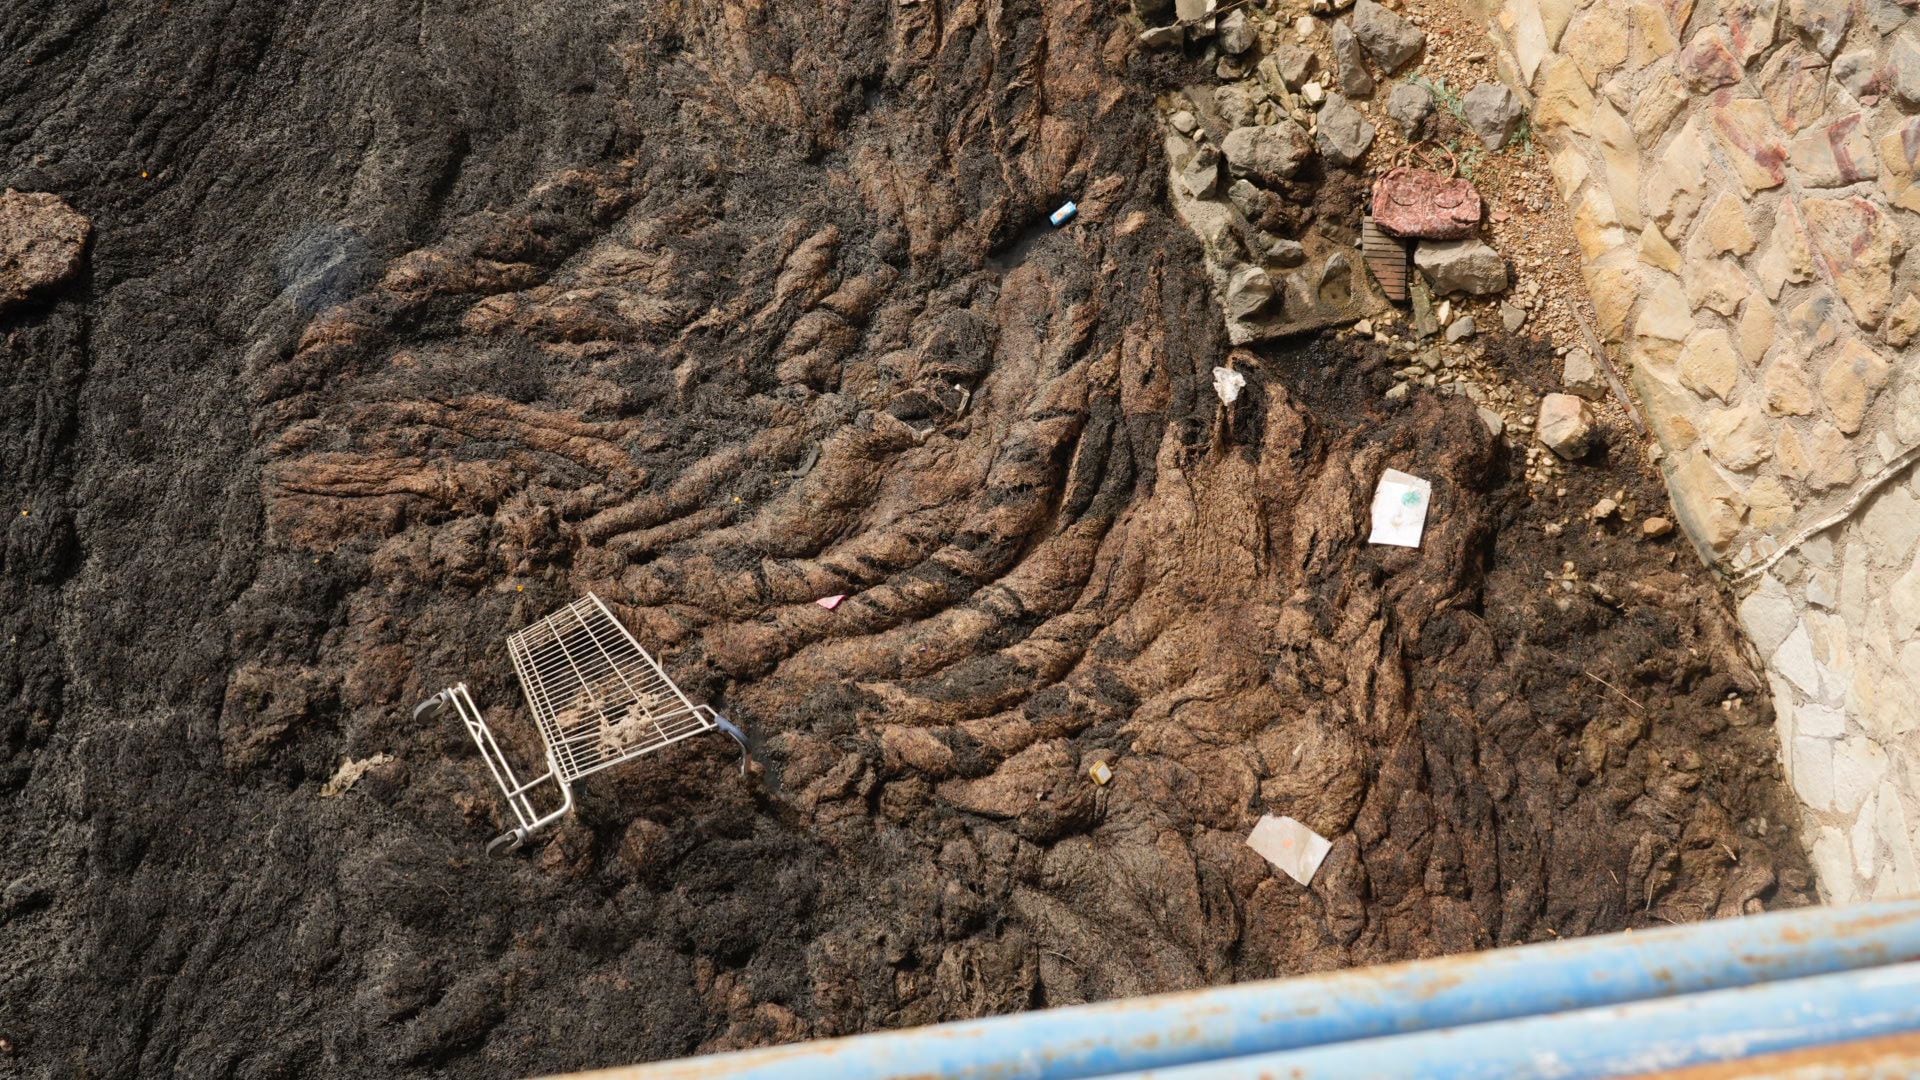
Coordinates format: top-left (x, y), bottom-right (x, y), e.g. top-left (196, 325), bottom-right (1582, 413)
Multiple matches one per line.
top-left (1247, 814), bottom-right (1333, 886)
top-left (1368, 468), bottom-right (1431, 548)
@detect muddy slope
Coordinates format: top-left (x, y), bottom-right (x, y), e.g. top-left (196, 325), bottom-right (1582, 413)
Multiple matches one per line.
top-left (0, 1), bottom-right (1806, 1077)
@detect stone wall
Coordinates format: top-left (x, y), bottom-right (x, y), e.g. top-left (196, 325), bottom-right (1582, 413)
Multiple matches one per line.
top-left (1476, 0), bottom-right (1920, 899)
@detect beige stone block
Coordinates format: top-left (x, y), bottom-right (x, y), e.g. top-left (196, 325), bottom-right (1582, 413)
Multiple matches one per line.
top-left (1876, 781), bottom-right (1920, 892)
top-left (1788, 113), bottom-right (1878, 188)
top-left (1812, 825), bottom-right (1856, 902)
top-left (1784, 290), bottom-right (1842, 354)
top-left (1600, 150), bottom-right (1643, 230)
top-left (1748, 474), bottom-right (1797, 528)
top-left (1889, 550), bottom-right (1920, 641)
top-left (1820, 336), bottom-right (1892, 434)
top-left (1796, 736), bottom-right (1836, 809)
top-left (1574, 186), bottom-right (1627, 260)
top-left (1630, 70), bottom-right (1691, 144)
top-left (1551, 145), bottom-right (1591, 201)
top-left (1755, 200), bottom-right (1815, 299)
top-left (1723, 0), bottom-right (1780, 63)
top-left (1588, 255), bottom-right (1638, 343)
top-left (1636, 366), bottom-right (1702, 448)
top-left (1757, 41), bottom-right (1830, 135)
top-left (1635, 273), bottom-right (1696, 344)
top-left (1640, 225), bottom-right (1683, 273)
top-left (1860, 483), bottom-right (1920, 566)
top-left (1853, 790), bottom-right (1880, 880)
top-left (1711, 100), bottom-right (1789, 193)
top-left (1777, 422), bottom-right (1860, 489)
top-left (1563, 10), bottom-right (1628, 86)
top-left (1877, 117), bottom-right (1920, 214)
top-left (1668, 447), bottom-right (1748, 548)
top-left (1678, 327), bottom-right (1740, 401)
top-left (1684, 257), bottom-right (1749, 316)
top-left (1736, 293), bottom-right (1776, 366)
top-left (1539, 0), bottom-right (1578, 46)
top-left (1833, 735), bottom-right (1891, 814)
top-left (1704, 405), bottom-right (1773, 470)
top-left (1896, 381), bottom-right (1920, 446)
top-left (1763, 350), bottom-right (1818, 416)
top-left (1646, 119), bottom-right (1711, 238)
top-left (1884, 294), bottom-right (1920, 349)
top-left (1688, 194), bottom-right (1757, 259)
top-left (1804, 197), bottom-right (1901, 328)
top-left (1626, 0), bottom-right (1681, 69)
top-left (1502, 0), bottom-right (1553, 85)
top-left (1535, 56), bottom-right (1598, 135)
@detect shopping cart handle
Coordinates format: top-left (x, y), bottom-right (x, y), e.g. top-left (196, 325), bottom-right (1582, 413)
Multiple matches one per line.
top-left (709, 711), bottom-right (751, 775)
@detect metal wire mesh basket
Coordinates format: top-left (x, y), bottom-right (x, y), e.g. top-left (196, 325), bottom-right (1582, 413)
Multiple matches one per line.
top-left (415, 593), bottom-right (748, 855)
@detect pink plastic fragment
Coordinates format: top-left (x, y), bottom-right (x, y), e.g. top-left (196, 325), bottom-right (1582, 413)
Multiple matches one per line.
top-left (1370, 167), bottom-right (1483, 240)
top-left (816, 594), bottom-right (846, 610)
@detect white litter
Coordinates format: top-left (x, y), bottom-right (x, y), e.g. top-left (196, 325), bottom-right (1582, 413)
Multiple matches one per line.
top-left (1212, 366), bottom-right (1246, 406)
top-left (1247, 814), bottom-right (1333, 886)
top-left (1050, 201), bottom-right (1078, 226)
top-left (1368, 468), bottom-right (1431, 548)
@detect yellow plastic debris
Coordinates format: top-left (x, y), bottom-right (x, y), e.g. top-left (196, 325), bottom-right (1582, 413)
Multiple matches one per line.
top-left (1088, 761), bottom-right (1112, 786)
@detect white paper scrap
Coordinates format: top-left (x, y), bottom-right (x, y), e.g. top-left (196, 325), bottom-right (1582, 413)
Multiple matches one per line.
top-left (1247, 814), bottom-right (1333, 886)
top-left (1212, 366), bottom-right (1246, 405)
top-left (1368, 468), bottom-right (1431, 548)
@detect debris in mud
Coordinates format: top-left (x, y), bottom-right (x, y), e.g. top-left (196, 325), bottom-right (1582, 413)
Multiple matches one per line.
top-left (1050, 202), bottom-right (1079, 227)
top-left (816, 595), bottom-right (846, 611)
top-left (1247, 815), bottom-right (1333, 886)
top-left (1212, 365), bottom-right (1247, 405)
top-left (320, 753), bottom-right (395, 798)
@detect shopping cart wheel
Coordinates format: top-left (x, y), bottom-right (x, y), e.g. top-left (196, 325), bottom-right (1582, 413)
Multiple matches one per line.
top-left (487, 828), bottom-right (529, 858)
top-left (412, 690), bottom-right (451, 721)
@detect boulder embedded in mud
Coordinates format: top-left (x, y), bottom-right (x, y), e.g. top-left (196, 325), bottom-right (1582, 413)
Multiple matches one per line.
top-left (1387, 80), bottom-right (1435, 139)
top-left (1265, 44), bottom-right (1318, 89)
top-left (1331, 22), bottom-right (1375, 98)
top-left (1462, 83), bottom-right (1528, 148)
top-left (1222, 121), bottom-right (1313, 183)
top-left (1350, 0), bottom-right (1426, 72)
top-left (1414, 237), bottom-right (1508, 295)
top-left (0, 190), bottom-right (90, 311)
top-left (1226, 264), bottom-right (1276, 319)
top-left (1313, 94), bottom-right (1376, 168)
top-left (1538, 393), bottom-right (1597, 459)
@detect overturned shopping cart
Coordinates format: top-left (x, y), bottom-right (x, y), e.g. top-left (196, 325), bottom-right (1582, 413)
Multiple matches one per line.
top-left (414, 593), bottom-right (748, 856)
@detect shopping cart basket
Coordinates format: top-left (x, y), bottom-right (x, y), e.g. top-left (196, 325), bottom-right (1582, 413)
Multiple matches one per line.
top-left (414, 593), bottom-right (748, 855)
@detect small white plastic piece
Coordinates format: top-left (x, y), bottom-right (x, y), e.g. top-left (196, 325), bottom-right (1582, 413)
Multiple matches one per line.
top-left (1368, 468), bottom-right (1431, 548)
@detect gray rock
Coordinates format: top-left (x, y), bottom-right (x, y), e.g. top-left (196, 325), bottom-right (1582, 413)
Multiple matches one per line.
top-left (1218, 10), bottom-right (1256, 54)
top-left (1462, 83), bottom-right (1527, 148)
top-left (1477, 407), bottom-right (1506, 437)
top-left (1537, 393), bottom-right (1596, 460)
top-left (1500, 302), bottom-right (1526, 331)
top-left (1175, 0), bottom-right (1215, 21)
top-left (1788, 0), bottom-right (1852, 58)
top-left (1221, 121), bottom-right (1313, 183)
top-left (1349, 0), bottom-right (1426, 72)
top-left (1386, 80), bottom-right (1434, 138)
top-left (1331, 22), bottom-right (1375, 98)
top-left (1215, 82), bottom-right (1269, 128)
top-left (1562, 347), bottom-right (1606, 399)
top-left (1414, 237), bottom-right (1508, 295)
top-left (1313, 93), bottom-right (1376, 167)
top-left (1866, 0), bottom-right (1911, 34)
top-left (1834, 50), bottom-right (1879, 97)
top-left (1226, 264), bottom-right (1276, 319)
top-left (1267, 44), bottom-right (1318, 88)
top-left (1181, 144), bottom-right (1223, 198)
top-left (1131, 0), bottom-right (1175, 20)
top-left (1170, 110), bottom-right (1198, 134)
top-left (1266, 237), bottom-right (1307, 266)
top-left (1140, 24), bottom-right (1185, 47)
top-left (1892, 35), bottom-right (1920, 110)
top-left (1227, 178), bottom-right (1268, 218)
top-left (1445, 315), bottom-right (1477, 342)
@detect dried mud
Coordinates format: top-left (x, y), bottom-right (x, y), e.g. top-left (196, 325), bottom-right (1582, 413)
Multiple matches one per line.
top-left (0, 1), bottom-right (1808, 1077)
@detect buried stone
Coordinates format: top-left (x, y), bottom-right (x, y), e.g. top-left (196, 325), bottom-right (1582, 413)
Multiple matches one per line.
top-left (1222, 121), bottom-right (1313, 183)
top-left (1414, 237), bottom-right (1507, 295)
top-left (1462, 83), bottom-right (1527, 149)
top-left (1314, 93), bottom-right (1376, 167)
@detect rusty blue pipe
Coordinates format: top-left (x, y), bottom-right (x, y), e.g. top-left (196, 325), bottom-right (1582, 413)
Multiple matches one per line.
top-left (573, 900), bottom-right (1920, 1080)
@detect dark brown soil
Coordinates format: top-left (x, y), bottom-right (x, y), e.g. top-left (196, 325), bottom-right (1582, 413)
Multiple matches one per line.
top-left (0, 1), bottom-right (1807, 1077)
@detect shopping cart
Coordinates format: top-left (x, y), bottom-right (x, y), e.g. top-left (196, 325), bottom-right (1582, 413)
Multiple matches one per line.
top-left (415, 593), bottom-right (748, 855)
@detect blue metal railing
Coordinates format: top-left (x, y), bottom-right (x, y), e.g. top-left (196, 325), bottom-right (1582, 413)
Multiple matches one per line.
top-left (561, 900), bottom-right (1920, 1080)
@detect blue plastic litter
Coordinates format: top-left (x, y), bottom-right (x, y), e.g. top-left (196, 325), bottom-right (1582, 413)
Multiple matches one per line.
top-left (1050, 201), bottom-right (1078, 226)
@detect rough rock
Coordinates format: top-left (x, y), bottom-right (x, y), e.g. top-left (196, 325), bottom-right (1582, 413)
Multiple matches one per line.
top-left (1562, 347), bottom-right (1606, 399)
top-left (1371, 167), bottom-right (1482, 239)
top-left (1414, 238), bottom-right (1508, 296)
top-left (1538, 393), bottom-right (1597, 459)
top-left (1446, 315), bottom-right (1477, 342)
top-left (1226, 264), bottom-right (1276, 319)
top-left (1140, 24), bottom-right (1185, 47)
top-left (1221, 122), bottom-right (1313, 183)
top-left (1331, 22), bottom-right (1376, 98)
top-left (1266, 45), bottom-right (1318, 89)
top-left (1386, 80), bottom-right (1435, 139)
top-left (1349, 0), bottom-right (1426, 72)
top-left (1788, 0), bottom-right (1852, 59)
top-left (1802, 197), bottom-right (1900, 327)
top-left (1218, 10), bottom-right (1256, 53)
top-left (1313, 94), bottom-right (1376, 167)
top-left (1181, 144), bottom-right (1224, 199)
top-left (0, 190), bottom-right (91, 311)
top-left (1462, 83), bottom-right (1528, 149)
top-left (1500, 303), bottom-right (1526, 332)
top-left (1891, 34), bottom-right (1920, 110)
